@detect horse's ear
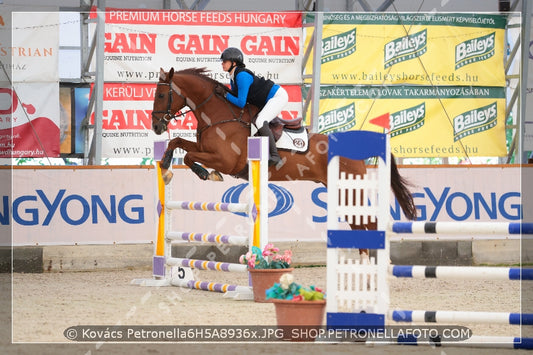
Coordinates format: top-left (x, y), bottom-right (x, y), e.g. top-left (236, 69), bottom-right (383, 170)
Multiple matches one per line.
top-left (159, 68), bottom-right (166, 81)
top-left (168, 67), bottom-right (175, 80)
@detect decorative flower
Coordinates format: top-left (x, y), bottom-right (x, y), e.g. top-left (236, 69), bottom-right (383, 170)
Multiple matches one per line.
top-left (282, 250), bottom-right (292, 264)
top-left (279, 273), bottom-right (293, 290)
top-left (246, 254), bottom-right (256, 268)
top-left (262, 243), bottom-right (280, 257)
top-left (265, 275), bottom-right (326, 302)
top-left (239, 244), bottom-right (291, 269)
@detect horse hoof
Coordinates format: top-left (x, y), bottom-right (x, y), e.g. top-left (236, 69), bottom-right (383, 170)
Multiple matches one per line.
top-left (162, 171), bottom-right (174, 185)
top-left (208, 171), bottom-right (224, 181)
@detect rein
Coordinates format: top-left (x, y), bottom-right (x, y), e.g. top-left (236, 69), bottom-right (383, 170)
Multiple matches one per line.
top-left (153, 79), bottom-right (251, 139)
top-left (196, 98), bottom-right (251, 140)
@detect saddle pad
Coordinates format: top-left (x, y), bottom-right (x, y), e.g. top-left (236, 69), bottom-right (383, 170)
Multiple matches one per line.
top-left (250, 125), bottom-right (309, 153)
top-left (275, 127), bottom-right (308, 152)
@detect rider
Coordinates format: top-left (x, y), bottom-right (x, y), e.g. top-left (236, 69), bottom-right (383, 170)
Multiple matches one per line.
top-left (220, 47), bottom-right (287, 166)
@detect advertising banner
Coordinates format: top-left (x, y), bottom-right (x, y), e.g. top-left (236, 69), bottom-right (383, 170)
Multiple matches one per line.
top-left (400, 166), bottom-right (524, 223)
top-left (11, 12), bottom-right (59, 82)
top-left (0, 83), bottom-right (60, 158)
top-left (0, 7), bottom-right (13, 83)
top-left (0, 12), bottom-right (60, 158)
top-left (95, 82), bottom-right (167, 159)
top-left (310, 85), bottom-right (507, 157)
top-left (96, 83), bottom-right (302, 158)
top-left (304, 12), bottom-right (506, 87)
top-left (10, 167), bottom-right (155, 246)
top-left (100, 9), bottom-right (303, 84)
top-left (7, 165), bottom-right (525, 246)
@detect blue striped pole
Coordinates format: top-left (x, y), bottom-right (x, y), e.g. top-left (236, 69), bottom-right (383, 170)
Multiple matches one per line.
top-left (390, 310), bottom-right (533, 325)
top-left (391, 222), bottom-right (533, 235)
top-left (366, 336), bottom-right (533, 349)
top-left (391, 265), bottom-right (533, 281)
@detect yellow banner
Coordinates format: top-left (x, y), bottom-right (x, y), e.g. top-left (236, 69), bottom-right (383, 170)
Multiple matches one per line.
top-left (307, 86), bottom-right (507, 157)
top-left (304, 13), bottom-right (506, 86)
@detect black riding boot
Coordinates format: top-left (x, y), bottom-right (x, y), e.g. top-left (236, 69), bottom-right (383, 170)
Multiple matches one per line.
top-left (258, 122), bottom-right (281, 166)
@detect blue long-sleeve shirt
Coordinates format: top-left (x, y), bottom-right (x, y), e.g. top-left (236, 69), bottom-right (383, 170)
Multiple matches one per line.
top-left (227, 70), bottom-right (279, 108)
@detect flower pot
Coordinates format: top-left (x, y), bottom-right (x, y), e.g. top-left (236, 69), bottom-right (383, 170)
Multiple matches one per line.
top-left (273, 299), bottom-right (326, 342)
top-left (248, 268), bottom-right (293, 303)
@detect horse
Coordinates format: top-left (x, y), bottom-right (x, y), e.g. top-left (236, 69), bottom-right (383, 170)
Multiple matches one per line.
top-left (151, 67), bottom-right (417, 261)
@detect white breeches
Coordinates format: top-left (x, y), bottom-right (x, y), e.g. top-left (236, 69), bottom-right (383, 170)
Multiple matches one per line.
top-left (255, 86), bottom-right (289, 127)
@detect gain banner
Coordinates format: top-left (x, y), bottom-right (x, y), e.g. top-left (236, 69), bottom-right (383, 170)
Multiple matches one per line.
top-left (311, 85), bottom-right (506, 157)
top-left (99, 9), bottom-right (303, 84)
top-left (96, 83), bottom-right (302, 158)
top-left (304, 13), bottom-right (506, 86)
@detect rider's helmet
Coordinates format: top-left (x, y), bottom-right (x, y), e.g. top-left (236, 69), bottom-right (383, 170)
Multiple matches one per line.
top-left (220, 47), bottom-right (244, 65)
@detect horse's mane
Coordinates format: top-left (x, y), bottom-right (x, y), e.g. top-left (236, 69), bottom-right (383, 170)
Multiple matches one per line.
top-left (174, 67), bottom-right (222, 87)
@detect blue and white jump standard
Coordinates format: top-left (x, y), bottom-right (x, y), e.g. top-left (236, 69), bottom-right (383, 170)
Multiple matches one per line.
top-left (325, 130), bottom-right (533, 349)
top-left (326, 130), bottom-right (391, 332)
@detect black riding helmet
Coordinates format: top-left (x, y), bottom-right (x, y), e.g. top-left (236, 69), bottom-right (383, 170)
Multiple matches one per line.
top-left (220, 47), bottom-right (244, 66)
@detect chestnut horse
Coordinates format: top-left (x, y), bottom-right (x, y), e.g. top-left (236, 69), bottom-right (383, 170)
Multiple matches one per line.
top-left (151, 67), bottom-right (417, 258)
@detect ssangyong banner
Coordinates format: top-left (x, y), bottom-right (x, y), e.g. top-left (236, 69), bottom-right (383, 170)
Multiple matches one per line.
top-left (7, 166), bottom-right (526, 246)
top-left (10, 167), bottom-right (155, 246)
top-left (96, 83), bottom-right (302, 158)
top-left (100, 9), bottom-right (303, 84)
top-left (304, 12), bottom-right (506, 87)
top-left (309, 85), bottom-right (506, 157)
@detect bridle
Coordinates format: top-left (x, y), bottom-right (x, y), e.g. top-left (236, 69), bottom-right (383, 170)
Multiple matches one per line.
top-left (151, 82), bottom-right (189, 131)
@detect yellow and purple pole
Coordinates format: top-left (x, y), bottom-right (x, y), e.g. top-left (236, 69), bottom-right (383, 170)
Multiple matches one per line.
top-left (153, 141), bottom-right (168, 278)
top-left (247, 136), bottom-right (269, 250)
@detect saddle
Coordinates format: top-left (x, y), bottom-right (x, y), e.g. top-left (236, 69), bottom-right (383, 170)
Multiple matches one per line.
top-left (268, 116), bottom-right (303, 141)
top-left (249, 112), bottom-right (308, 152)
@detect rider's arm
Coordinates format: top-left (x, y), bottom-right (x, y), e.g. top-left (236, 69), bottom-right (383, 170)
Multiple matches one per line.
top-left (226, 71), bottom-right (253, 108)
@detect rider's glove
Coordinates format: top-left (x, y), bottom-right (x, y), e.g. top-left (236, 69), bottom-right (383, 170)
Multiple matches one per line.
top-left (215, 85), bottom-right (227, 99)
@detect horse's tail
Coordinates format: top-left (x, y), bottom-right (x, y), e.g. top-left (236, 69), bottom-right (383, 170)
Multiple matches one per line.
top-left (390, 154), bottom-right (417, 220)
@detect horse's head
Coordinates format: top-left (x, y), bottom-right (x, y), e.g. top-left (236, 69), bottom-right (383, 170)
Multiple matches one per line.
top-left (152, 67), bottom-right (236, 135)
top-left (151, 67), bottom-right (187, 135)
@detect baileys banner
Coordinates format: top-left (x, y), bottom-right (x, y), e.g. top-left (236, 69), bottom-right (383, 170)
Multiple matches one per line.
top-left (306, 85), bottom-right (506, 158)
top-left (304, 13), bottom-right (506, 87)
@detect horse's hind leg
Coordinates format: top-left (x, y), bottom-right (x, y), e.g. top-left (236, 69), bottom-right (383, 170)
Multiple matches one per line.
top-left (190, 165), bottom-right (222, 181)
top-left (349, 222), bottom-right (372, 265)
top-left (208, 171), bottom-right (224, 181)
top-left (183, 151), bottom-right (228, 181)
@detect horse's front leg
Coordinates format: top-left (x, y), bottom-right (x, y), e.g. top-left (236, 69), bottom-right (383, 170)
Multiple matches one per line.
top-left (160, 137), bottom-right (200, 184)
